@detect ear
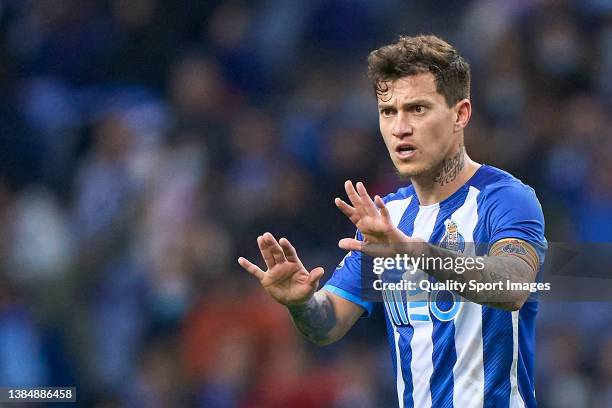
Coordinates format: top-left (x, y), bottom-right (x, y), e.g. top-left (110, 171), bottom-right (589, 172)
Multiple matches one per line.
top-left (453, 99), bottom-right (472, 132)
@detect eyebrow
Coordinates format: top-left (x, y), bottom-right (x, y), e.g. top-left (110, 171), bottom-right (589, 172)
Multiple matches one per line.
top-left (378, 99), bottom-right (434, 110)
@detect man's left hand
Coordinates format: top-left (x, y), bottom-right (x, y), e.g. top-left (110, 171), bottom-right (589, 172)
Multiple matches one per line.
top-left (335, 180), bottom-right (424, 257)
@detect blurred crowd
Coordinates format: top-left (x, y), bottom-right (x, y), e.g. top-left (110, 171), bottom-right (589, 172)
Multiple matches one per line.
top-left (0, 0), bottom-right (610, 407)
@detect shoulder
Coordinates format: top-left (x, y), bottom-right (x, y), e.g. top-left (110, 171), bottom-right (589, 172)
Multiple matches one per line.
top-left (474, 166), bottom-right (542, 212)
top-left (468, 164), bottom-right (526, 191)
top-left (472, 165), bottom-right (545, 242)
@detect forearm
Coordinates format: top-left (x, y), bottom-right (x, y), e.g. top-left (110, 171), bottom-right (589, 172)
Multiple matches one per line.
top-left (287, 290), bottom-right (338, 345)
top-left (418, 243), bottom-right (534, 311)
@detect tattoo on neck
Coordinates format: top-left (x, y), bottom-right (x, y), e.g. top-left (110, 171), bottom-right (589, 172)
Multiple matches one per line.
top-left (433, 146), bottom-right (466, 186)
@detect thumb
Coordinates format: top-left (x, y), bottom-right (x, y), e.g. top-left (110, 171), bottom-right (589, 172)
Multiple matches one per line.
top-left (308, 267), bottom-right (325, 285)
top-left (338, 238), bottom-right (362, 252)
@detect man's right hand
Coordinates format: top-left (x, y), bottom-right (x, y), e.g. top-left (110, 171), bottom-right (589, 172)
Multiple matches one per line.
top-left (238, 232), bottom-right (325, 306)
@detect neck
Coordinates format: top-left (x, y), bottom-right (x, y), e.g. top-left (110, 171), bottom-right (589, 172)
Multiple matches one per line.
top-left (410, 146), bottom-right (481, 206)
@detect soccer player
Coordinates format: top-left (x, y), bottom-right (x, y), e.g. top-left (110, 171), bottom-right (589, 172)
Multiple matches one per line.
top-left (238, 35), bottom-right (545, 408)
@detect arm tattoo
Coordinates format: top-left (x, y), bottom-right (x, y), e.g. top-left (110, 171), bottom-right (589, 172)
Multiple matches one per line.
top-left (433, 146), bottom-right (466, 186)
top-left (287, 291), bottom-right (336, 344)
top-left (419, 242), bottom-right (537, 310)
top-left (489, 239), bottom-right (540, 273)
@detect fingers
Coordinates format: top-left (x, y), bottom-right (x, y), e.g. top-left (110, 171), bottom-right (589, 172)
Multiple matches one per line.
top-left (335, 197), bottom-right (358, 223)
top-left (374, 195), bottom-right (391, 222)
top-left (355, 182), bottom-right (378, 214)
top-left (338, 238), bottom-right (363, 252)
top-left (344, 180), bottom-right (378, 216)
top-left (242, 236), bottom-right (321, 287)
top-left (279, 237), bottom-right (300, 263)
top-left (262, 232), bottom-right (286, 264)
top-left (344, 180), bottom-right (363, 210)
top-left (237, 257), bottom-right (265, 280)
top-left (307, 267), bottom-right (325, 285)
top-left (257, 235), bottom-right (276, 269)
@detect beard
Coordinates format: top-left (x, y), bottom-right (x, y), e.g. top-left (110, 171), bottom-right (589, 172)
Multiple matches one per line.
top-left (393, 157), bottom-right (441, 181)
top-left (393, 146), bottom-right (465, 183)
top-left (395, 166), bottom-right (425, 181)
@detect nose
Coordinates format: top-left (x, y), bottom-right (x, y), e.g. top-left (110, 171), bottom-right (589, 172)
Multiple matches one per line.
top-left (392, 112), bottom-right (413, 138)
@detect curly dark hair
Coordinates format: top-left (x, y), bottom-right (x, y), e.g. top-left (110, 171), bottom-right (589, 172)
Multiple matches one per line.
top-left (367, 35), bottom-right (471, 107)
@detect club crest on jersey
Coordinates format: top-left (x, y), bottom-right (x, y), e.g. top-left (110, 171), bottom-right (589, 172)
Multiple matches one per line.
top-left (440, 219), bottom-right (465, 253)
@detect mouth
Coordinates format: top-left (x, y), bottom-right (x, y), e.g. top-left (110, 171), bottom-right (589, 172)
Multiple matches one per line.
top-left (395, 143), bottom-right (417, 160)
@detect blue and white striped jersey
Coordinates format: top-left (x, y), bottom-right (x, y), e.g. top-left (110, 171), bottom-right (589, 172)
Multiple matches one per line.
top-left (323, 164), bottom-right (546, 408)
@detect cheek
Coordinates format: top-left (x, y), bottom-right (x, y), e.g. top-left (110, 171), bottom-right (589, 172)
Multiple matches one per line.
top-left (424, 116), bottom-right (454, 148)
top-left (379, 124), bottom-right (394, 150)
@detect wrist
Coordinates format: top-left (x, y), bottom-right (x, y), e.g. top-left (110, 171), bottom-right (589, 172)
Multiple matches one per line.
top-left (389, 229), bottom-right (427, 256)
top-left (286, 294), bottom-right (316, 310)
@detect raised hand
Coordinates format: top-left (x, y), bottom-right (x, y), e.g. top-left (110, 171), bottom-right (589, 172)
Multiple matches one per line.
top-left (237, 232), bottom-right (325, 306)
top-left (335, 180), bottom-right (422, 256)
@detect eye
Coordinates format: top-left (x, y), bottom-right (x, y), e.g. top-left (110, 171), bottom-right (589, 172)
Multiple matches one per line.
top-left (413, 105), bottom-right (426, 114)
top-left (380, 108), bottom-right (395, 117)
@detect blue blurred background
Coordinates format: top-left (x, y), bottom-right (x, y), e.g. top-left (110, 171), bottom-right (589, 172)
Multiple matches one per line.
top-left (0, 0), bottom-right (610, 407)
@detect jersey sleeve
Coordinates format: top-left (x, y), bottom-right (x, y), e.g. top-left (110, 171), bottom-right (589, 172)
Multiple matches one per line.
top-left (322, 230), bottom-right (374, 316)
top-left (482, 182), bottom-right (547, 268)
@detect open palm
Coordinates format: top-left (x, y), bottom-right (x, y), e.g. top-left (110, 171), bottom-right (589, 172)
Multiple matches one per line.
top-left (335, 180), bottom-right (421, 257)
top-left (238, 233), bottom-right (324, 306)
